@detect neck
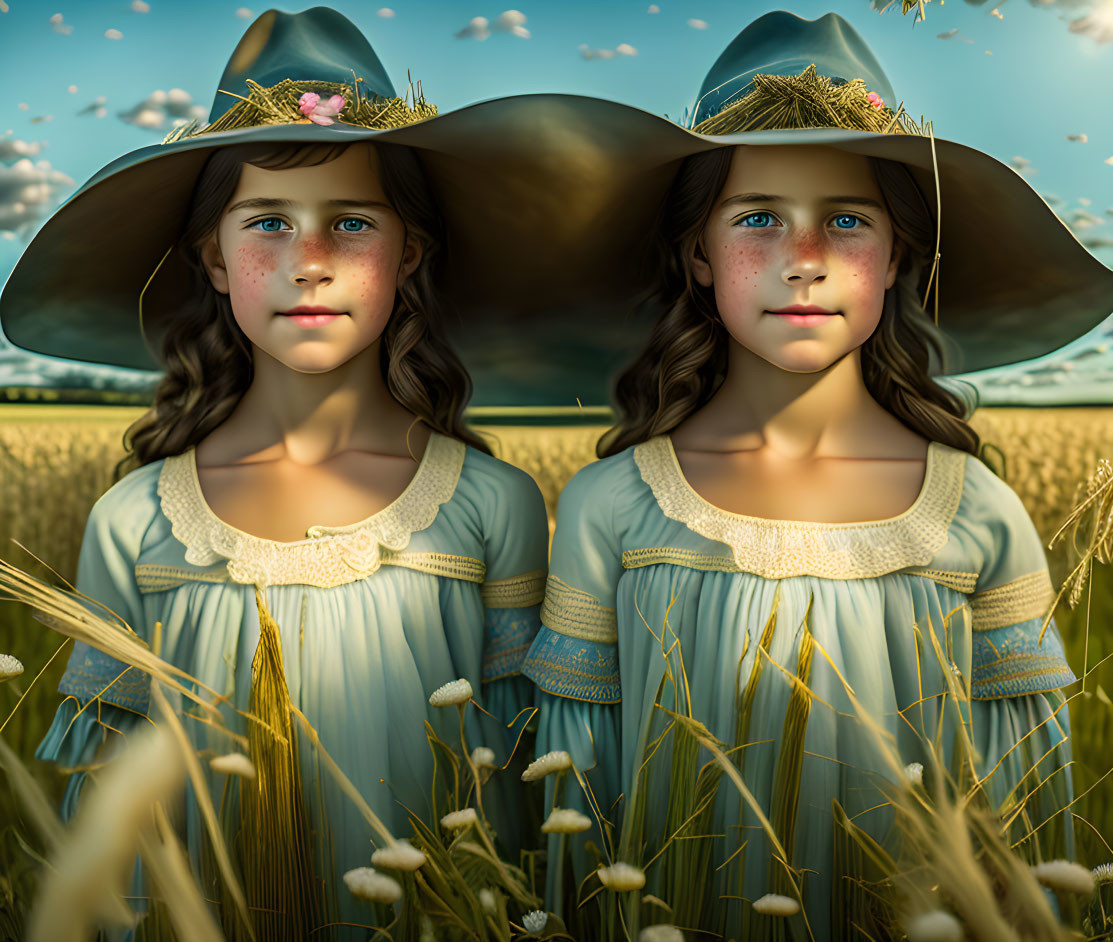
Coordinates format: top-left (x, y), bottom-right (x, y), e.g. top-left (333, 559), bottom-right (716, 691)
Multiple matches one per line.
top-left (230, 340), bottom-right (413, 465)
top-left (692, 338), bottom-right (897, 459)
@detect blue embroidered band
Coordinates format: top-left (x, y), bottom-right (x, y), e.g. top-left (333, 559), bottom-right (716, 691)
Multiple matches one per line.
top-left (482, 605), bottom-right (540, 681)
top-left (58, 640), bottom-right (152, 714)
top-left (971, 616), bottom-right (1075, 699)
top-left (521, 624), bottom-right (621, 704)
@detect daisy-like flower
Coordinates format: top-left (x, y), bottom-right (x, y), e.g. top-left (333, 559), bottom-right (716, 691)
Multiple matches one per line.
top-left (904, 762), bottom-right (924, 786)
top-left (522, 750), bottom-right (573, 782)
top-left (297, 91), bottom-right (347, 126)
top-left (471, 746), bottom-right (496, 767)
top-left (541, 808), bottom-right (592, 834)
top-left (597, 862), bottom-right (646, 892)
top-left (428, 678), bottom-right (473, 707)
top-left (343, 867), bottom-right (402, 904)
top-left (0, 654), bottom-right (24, 681)
top-left (752, 893), bottom-right (800, 917)
top-left (1032, 859), bottom-right (1095, 895)
top-left (905, 910), bottom-right (963, 942)
top-left (209, 753), bottom-right (256, 779)
top-left (371, 839), bottom-right (426, 871)
top-left (639, 926), bottom-right (685, 942)
top-left (1092, 862), bottom-right (1113, 884)
top-left (440, 807), bottom-right (479, 830)
top-left (522, 910), bottom-right (548, 934)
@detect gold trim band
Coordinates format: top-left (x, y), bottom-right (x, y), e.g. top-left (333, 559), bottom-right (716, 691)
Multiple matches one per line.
top-left (971, 570), bottom-right (1055, 631)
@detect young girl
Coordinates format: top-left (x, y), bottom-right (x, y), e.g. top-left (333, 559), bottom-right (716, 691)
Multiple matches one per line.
top-left (6, 9), bottom-right (548, 938)
top-left (523, 11), bottom-right (1110, 936)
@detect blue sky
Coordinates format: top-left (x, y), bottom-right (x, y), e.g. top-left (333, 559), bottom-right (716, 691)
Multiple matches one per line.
top-left (1, 0), bottom-right (1111, 361)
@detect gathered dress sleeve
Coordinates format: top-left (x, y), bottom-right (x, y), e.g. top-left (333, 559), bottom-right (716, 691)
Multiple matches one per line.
top-left (476, 461), bottom-right (550, 729)
top-left (521, 461), bottom-right (625, 897)
top-left (35, 475), bottom-right (155, 820)
top-left (966, 469), bottom-right (1076, 859)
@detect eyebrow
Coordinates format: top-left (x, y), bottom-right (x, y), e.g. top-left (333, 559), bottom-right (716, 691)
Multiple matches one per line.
top-left (226, 197), bottom-right (395, 214)
top-left (719, 193), bottom-right (886, 211)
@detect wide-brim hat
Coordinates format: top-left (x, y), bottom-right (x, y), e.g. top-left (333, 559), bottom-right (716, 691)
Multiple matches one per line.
top-left (0, 6), bottom-right (674, 395)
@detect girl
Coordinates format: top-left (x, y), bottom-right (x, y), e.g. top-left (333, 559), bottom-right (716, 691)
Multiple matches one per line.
top-left (523, 11), bottom-right (1111, 937)
top-left (6, 9), bottom-right (548, 938)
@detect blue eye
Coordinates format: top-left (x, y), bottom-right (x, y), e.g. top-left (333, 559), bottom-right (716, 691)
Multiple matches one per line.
top-left (737, 211), bottom-right (776, 228)
top-left (338, 218), bottom-right (372, 232)
top-left (250, 217), bottom-right (287, 232)
top-left (832, 214), bottom-right (862, 230)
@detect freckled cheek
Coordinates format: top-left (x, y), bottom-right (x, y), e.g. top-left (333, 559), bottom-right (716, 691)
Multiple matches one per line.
top-left (339, 242), bottom-right (399, 304)
top-left (716, 242), bottom-right (774, 303)
top-left (230, 245), bottom-right (278, 306)
top-left (837, 243), bottom-right (891, 304)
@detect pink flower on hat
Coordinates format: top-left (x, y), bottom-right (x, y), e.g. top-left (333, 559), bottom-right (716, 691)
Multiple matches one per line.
top-left (298, 91), bottom-right (347, 126)
top-left (866, 91), bottom-right (884, 111)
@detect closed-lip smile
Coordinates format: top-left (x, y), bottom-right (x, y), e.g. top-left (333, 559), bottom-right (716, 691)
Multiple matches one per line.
top-left (767, 305), bottom-right (837, 315)
top-left (280, 306), bottom-right (345, 315)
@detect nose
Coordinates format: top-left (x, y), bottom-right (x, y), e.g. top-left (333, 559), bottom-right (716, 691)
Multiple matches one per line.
top-left (781, 228), bottom-right (827, 287)
top-left (290, 236), bottom-right (334, 288)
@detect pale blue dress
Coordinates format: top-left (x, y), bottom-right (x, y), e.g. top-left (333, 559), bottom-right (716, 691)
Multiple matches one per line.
top-left (37, 432), bottom-right (549, 940)
top-left (523, 437), bottom-right (1075, 938)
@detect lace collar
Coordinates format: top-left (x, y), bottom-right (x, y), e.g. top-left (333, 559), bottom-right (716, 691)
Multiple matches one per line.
top-left (632, 437), bottom-right (967, 580)
top-left (157, 433), bottom-right (466, 588)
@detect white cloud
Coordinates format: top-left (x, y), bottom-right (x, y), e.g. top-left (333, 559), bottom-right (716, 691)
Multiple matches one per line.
top-left (131, 0), bottom-right (151, 11)
top-left (377, 7), bottom-right (396, 17)
top-left (456, 16), bottom-right (490, 40)
top-left (49, 12), bottom-right (73, 35)
top-left (0, 157), bottom-right (74, 235)
top-left (1066, 133), bottom-right (1089, 142)
top-left (1105, 156), bottom-right (1113, 165)
top-left (494, 10), bottom-right (530, 38)
top-left (29, 115), bottom-right (53, 124)
top-left (235, 7), bottom-right (253, 19)
top-left (17, 103), bottom-right (29, 111)
top-left (105, 28), bottom-right (123, 39)
top-left (1079, 197), bottom-right (1093, 206)
top-left (76, 95), bottom-right (108, 117)
top-left (67, 84), bottom-right (78, 94)
top-left (1008, 156), bottom-right (1036, 175)
top-left (687, 18), bottom-right (708, 29)
top-left (648, 3), bottom-right (660, 11)
top-left (990, 6), bottom-right (1003, 17)
top-left (1068, 0), bottom-right (1113, 44)
top-left (118, 88), bottom-right (206, 130)
top-left (1067, 208), bottom-right (1102, 229)
top-left (581, 43), bottom-right (638, 59)
top-left (0, 134), bottom-right (42, 161)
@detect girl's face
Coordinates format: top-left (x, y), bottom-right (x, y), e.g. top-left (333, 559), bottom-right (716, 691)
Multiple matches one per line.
top-left (200, 142), bottom-right (421, 374)
top-left (692, 144), bottom-right (902, 374)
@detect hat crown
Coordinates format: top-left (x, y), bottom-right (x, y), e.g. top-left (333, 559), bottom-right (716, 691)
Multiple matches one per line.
top-left (692, 11), bottom-right (896, 128)
top-left (210, 6), bottom-right (396, 123)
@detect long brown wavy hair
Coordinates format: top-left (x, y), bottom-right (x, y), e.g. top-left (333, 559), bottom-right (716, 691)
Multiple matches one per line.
top-left (119, 140), bottom-right (488, 478)
top-left (598, 147), bottom-right (980, 458)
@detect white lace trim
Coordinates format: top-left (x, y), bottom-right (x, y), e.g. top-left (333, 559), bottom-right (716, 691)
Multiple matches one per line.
top-left (633, 437), bottom-right (967, 580)
top-left (157, 433), bottom-right (466, 588)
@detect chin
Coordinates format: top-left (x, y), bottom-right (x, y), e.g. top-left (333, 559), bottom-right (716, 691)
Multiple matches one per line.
top-left (759, 349), bottom-right (842, 374)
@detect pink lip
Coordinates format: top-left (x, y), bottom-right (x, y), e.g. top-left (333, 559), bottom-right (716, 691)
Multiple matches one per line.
top-left (767, 305), bottom-right (838, 327)
top-left (279, 306), bottom-right (346, 328)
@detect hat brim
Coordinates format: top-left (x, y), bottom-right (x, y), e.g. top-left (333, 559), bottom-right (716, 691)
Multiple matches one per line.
top-left (2, 95), bottom-right (1110, 399)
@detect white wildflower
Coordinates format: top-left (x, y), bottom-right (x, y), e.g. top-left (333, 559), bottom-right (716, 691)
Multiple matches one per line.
top-left (904, 762), bottom-right (924, 786)
top-left (428, 678), bottom-right (473, 707)
top-left (640, 926), bottom-right (685, 942)
top-left (479, 887), bottom-right (497, 913)
top-left (440, 807), bottom-right (479, 830)
top-left (523, 910), bottom-right (548, 934)
top-left (1092, 862), bottom-right (1113, 884)
top-left (541, 808), bottom-right (592, 834)
top-left (418, 916), bottom-right (435, 942)
top-left (0, 654), bottom-right (24, 681)
top-left (522, 750), bottom-right (573, 781)
top-left (371, 839), bottom-right (426, 871)
top-left (209, 753), bottom-right (256, 779)
top-left (752, 893), bottom-right (800, 917)
top-left (471, 746), bottom-right (496, 767)
top-left (1032, 859), bottom-right (1095, 895)
top-left (342, 866), bottom-right (402, 903)
top-left (597, 862), bottom-right (646, 891)
top-left (905, 909), bottom-right (963, 942)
